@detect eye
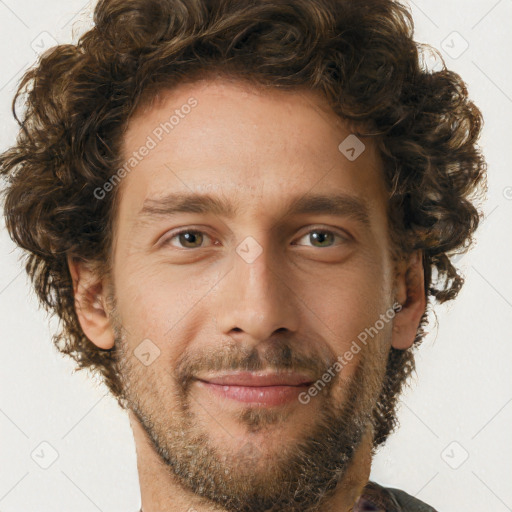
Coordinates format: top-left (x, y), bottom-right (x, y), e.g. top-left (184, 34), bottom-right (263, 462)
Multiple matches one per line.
top-left (293, 227), bottom-right (349, 248)
top-left (161, 226), bottom-right (350, 250)
top-left (162, 229), bottom-right (215, 249)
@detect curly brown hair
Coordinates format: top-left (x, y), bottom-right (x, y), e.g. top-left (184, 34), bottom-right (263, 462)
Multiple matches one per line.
top-left (0, 0), bottom-right (486, 447)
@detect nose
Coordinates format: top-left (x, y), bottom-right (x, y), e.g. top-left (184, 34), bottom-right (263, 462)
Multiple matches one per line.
top-left (214, 235), bottom-right (300, 345)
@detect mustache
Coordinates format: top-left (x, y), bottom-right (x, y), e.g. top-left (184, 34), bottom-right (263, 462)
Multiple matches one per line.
top-left (173, 339), bottom-right (338, 393)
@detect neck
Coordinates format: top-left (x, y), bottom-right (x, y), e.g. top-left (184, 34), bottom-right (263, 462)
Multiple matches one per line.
top-left (130, 410), bottom-right (373, 512)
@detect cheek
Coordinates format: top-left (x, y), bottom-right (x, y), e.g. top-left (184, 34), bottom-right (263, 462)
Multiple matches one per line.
top-left (113, 261), bottom-right (222, 344)
top-left (299, 257), bottom-right (390, 337)
top-left (297, 258), bottom-right (394, 390)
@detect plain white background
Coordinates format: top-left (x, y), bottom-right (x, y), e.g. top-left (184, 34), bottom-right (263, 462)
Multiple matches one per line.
top-left (0, 1), bottom-right (511, 510)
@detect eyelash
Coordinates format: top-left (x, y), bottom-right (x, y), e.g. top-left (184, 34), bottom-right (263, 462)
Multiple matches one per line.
top-left (161, 226), bottom-right (350, 249)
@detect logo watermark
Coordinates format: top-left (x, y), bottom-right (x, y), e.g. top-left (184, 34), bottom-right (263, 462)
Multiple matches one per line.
top-left (93, 97), bottom-right (198, 200)
top-left (298, 301), bottom-right (402, 404)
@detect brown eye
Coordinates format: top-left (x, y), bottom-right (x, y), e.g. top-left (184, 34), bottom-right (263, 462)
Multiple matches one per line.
top-left (164, 229), bottom-right (212, 249)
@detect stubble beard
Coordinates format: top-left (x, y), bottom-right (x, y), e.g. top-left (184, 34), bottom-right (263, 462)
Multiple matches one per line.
top-left (109, 318), bottom-right (388, 512)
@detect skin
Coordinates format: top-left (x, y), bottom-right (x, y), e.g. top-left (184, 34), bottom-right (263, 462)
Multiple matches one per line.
top-left (68, 75), bottom-right (426, 512)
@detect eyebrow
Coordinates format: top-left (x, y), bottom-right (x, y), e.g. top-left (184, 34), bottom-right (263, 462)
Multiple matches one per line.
top-left (137, 191), bottom-right (371, 227)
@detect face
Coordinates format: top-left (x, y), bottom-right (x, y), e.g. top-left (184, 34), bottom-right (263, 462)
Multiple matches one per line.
top-left (103, 77), bottom-right (403, 511)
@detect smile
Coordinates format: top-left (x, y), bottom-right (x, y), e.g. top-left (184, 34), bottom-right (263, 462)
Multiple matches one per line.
top-left (194, 371), bottom-right (315, 406)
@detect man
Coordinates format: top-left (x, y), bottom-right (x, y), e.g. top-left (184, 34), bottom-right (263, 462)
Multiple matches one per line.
top-left (0, 0), bottom-right (486, 510)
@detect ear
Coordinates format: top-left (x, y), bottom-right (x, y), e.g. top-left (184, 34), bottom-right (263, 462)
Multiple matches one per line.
top-left (391, 250), bottom-right (426, 350)
top-left (67, 254), bottom-right (115, 350)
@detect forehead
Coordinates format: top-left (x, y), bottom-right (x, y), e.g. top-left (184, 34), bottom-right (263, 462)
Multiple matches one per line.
top-left (115, 77), bottom-right (388, 232)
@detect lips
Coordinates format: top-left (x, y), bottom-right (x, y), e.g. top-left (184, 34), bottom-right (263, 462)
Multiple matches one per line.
top-left (196, 371), bottom-right (315, 387)
top-left (194, 372), bottom-right (315, 406)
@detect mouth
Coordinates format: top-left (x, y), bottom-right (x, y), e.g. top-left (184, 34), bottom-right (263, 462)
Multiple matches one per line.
top-left (194, 371), bottom-right (315, 407)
